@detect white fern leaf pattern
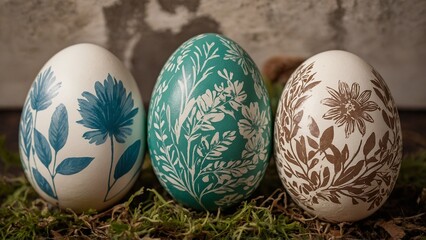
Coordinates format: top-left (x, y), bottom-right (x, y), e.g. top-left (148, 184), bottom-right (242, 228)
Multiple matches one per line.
top-left (148, 34), bottom-right (271, 211)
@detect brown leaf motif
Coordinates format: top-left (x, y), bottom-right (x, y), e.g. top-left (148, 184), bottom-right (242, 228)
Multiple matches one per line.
top-left (275, 65), bottom-right (403, 215)
top-left (319, 126), bottom-right (334, 150)
top-left (363, 132), bottom-right (376, 156)
top-left (308, 117), bottom-right (320, 138)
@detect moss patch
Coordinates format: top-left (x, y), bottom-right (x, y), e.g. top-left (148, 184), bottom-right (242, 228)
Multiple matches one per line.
top-left (1, 147), bottom-right (425, 239)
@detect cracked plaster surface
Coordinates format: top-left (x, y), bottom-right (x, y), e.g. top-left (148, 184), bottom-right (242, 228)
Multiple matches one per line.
top-left (0, 0), bottom-right (425, 108)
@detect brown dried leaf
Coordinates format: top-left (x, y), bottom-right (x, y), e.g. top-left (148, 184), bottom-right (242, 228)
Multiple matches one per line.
top-left (51, 230), bottom-right (63, 239)
top-left (309, 117), bottom-right (320, 138)
top-left (320, 126), bottom-right (334, 150)
top-left (376, 220), bottom-right (405, 240)
top-left (363, 132), bottom-right (376, 156)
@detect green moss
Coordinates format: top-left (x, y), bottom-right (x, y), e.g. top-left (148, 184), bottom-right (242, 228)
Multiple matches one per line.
top-left (0, 136), bottom-right (425, 239)
top-left (0, 179), bottom-right (304, 239)
top-left (398, 150), bottom-right (426, 188)
top-left (264, 78), bottom-right (284, 117)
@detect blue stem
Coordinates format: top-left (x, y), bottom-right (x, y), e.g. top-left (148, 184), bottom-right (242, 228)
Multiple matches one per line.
top-left (105, 167), bottom-right (141, 202)
top-left (104, 137), bottom-right (114, 202)
top-left (30, 111), bottom-right (39, 184)
top-left (51, 151), bottom-right (58, 198)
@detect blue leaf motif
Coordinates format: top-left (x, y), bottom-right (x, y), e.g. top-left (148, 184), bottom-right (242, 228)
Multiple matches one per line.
top-left (34, 129), bottom-right (52, 169)
top-left (19, 99), bottom-right (33, 159)
top-left (49, 104), bottom-right (68, 152)
top-left (76, 74), bottom-right (138, 145)
top-left (114, 140), bottom-right (141, 180)
top-left (32, 167), bottom-right (56, 199)
top-left (30, 66), bottom-right (61, 111)
top-left (56, 157), bottom-right (95, 175)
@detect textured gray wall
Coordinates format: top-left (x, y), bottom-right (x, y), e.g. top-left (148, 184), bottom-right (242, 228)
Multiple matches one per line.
top-left (0, 0), bottom-right (425, 109)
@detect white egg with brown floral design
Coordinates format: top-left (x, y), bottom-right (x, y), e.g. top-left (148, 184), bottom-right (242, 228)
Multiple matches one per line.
top-left (274, 50), bottom-right (402, 222)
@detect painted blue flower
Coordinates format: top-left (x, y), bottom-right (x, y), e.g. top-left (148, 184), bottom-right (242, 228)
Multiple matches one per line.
top-left (30, 67), bottom-right (61, 111)
top-left (77, 74), bottom-right (141, 202)
top-left (77, 74), bottom-right (138, 145)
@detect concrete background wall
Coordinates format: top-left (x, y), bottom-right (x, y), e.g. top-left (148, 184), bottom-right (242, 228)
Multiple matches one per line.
top-left (0, 0), bottom-right (425, 109)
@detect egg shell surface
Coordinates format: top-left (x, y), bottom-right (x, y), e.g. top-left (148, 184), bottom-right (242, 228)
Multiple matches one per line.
top-left (274, 50), bottom-right (403, 222)
top-left (18, 43), bottom-right (146, 212)
top-left (148, 33), bottom-right (272, 211)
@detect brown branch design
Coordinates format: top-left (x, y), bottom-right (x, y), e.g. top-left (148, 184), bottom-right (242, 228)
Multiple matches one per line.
top-left (275, 63), bottom-right (402, 213)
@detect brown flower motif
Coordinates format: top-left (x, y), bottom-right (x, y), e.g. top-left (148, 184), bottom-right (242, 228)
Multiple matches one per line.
top-left (321, 81), bottom-right (379, 137)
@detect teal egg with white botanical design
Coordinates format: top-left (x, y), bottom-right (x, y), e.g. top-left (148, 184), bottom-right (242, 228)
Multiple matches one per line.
top-left (148, 33), bottom-right (272, 211)
top-left (19, 44), bottom-right (146, 212)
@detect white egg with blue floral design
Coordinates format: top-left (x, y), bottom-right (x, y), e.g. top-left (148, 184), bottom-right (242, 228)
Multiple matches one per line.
top-left (19, 43), bottom-right (146, 212)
